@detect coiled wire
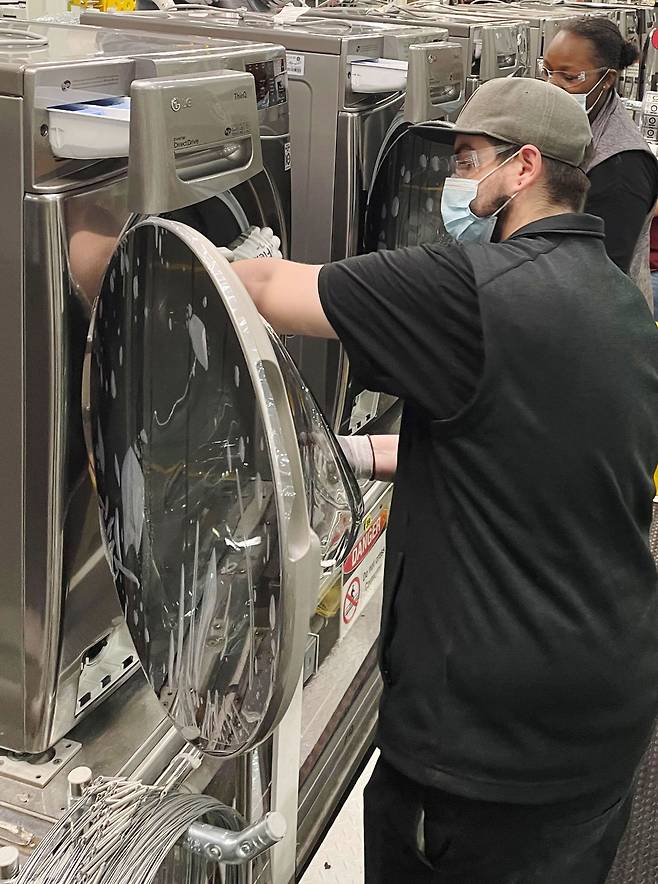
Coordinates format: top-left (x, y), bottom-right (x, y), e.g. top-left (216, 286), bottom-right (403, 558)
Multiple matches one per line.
top-left (16, 777), bottom-right (246, 884)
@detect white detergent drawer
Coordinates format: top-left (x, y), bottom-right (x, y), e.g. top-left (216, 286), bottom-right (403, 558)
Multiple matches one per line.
top-left (48, 96), bottom-right (130, 159)
top-left (349, 58), bottom-right (408, 94)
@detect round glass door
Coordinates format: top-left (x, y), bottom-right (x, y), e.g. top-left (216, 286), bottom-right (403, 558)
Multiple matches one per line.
top-left (335, 122), bottom-right (457, 437)
top-left (88, 217), bottom-right (317, 756)
top-left (365, 122), bottom-right (456, 252)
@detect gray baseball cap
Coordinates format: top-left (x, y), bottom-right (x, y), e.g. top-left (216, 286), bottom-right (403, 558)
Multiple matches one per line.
top-left (454, 78), bottom-right (592, 167)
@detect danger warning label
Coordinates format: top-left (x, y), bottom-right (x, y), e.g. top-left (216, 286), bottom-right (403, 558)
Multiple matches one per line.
top-left (343, 510), bottom-right (388, 575)
top-left (339, 491), bottom-right (391, 638)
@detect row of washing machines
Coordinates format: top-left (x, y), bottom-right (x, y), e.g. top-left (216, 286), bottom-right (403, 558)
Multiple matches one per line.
top-left (0, 3), bottom-right (656, 882)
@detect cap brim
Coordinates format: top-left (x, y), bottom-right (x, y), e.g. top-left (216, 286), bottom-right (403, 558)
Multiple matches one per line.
top-left (445, 124), bottom-right (585, 167)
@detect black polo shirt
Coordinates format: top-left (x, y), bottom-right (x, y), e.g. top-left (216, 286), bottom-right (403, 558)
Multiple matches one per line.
top-left (319, 214), bottom-right (658, 805)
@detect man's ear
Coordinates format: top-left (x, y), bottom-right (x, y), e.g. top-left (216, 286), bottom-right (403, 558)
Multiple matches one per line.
top-left (514, 144), bottom-right (543, 192)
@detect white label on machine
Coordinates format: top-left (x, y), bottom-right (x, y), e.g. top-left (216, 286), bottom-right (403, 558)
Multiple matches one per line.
top-left (340, 496), bottom-right (390, 638)
top-left (284, 141), bottom-right (292, 172)
top-left (286, 52), bottom-right (305, 77)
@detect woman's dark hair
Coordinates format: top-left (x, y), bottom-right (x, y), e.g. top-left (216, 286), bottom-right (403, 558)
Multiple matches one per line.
top-left (559, 17), bottom-right (639, 71)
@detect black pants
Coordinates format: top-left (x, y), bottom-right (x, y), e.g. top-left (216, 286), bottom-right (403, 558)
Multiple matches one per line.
top-left (364, 757), bottom-right (632, 884)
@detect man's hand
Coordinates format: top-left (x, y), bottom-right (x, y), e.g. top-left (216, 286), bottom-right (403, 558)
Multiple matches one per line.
top-left (337, 434), bottom-right (398, 483)
top-left (337, 435), bottom-right (375, 481)
top-left (218, 226), bottom-right (282, 262)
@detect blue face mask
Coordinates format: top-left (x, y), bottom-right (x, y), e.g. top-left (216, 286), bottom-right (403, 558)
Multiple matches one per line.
top-left (440, 150), bottom-right (519, 244)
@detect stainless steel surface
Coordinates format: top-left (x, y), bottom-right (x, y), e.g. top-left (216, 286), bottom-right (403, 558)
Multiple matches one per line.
top-left (0, 741), bottom-right (82, 788)
top-left (314, 7), bottom-right (531, 84)
top-left (88, 8), bottom-right (445, 55)
top-left (297, 644), bottom-right (380, 874)
top-left (186, 811), bottom-right (286, 863)
top-left (128, 69), bottom-right (263, 214)
top-left (331, 93), bottom-right (402, 262)
top-left (404, 39), bottom-right (464, 122)
top-left (20, 161), bottom-right (135, 755)
top-left (434, 3), bottom-right (575, 78)
top-left (0, 846), bottom-right (19, 879)
top-left (0, 675), bottom-right (168, 830)
top-left (0, 94), bottom-right (25, 754)
top-left (0, 20), bottom-right (251, 96)
top-left (301, 575), bottom-right (382, 770)
top-left (66, 766), bottom-right (92, 801)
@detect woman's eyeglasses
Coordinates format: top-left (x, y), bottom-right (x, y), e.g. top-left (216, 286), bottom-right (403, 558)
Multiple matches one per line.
top-left (537, 58), bottom-right (609, 88)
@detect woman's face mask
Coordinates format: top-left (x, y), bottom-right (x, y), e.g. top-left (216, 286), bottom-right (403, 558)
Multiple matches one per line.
top-left (538, 53), bottom-right (612, 116)
top-left (440, 149), bottom-right (520, 244)
top-left (569, 69), bottom-right (611, 115)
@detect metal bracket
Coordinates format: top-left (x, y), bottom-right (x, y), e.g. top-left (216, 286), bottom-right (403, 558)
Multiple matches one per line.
top-left (0, 739), bottom-right (82, 788)
top-left (186, 812), bottom-right (287, 865)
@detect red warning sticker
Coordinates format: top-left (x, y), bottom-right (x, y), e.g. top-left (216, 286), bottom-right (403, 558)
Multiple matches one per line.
top-left (343, 576), bottom-right (361, 625)
top-left (343, 510), bottom-right (388, 575)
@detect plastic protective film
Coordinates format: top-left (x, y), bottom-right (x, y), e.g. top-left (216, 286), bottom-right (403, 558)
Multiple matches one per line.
top-left (267, 330), bottom-right (364, 572)
top-left (89, 218), bottom-right (303, 756)
top-left (365, 123), bottom-right (456, 252)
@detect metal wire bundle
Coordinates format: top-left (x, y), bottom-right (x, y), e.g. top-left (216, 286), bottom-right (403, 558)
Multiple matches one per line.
top-left (15, 777), bottom-right (246, 884)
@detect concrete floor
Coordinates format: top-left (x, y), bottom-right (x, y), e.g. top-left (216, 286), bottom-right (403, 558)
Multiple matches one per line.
top-left (299, 752), bottom-right (379, 884)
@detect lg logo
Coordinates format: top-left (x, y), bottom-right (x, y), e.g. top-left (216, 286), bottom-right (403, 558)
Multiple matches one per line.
top-left (170, 97), bottom-right (192, 112)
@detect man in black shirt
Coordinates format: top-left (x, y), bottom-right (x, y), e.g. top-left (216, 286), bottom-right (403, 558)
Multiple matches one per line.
top-left (233, 78), bottom-right (658, 883)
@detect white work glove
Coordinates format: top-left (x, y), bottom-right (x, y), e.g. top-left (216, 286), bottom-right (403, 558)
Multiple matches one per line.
top-left (217, 226), bottom-right (282, 262)
top-left (337, 435), bottom-right (375, 481)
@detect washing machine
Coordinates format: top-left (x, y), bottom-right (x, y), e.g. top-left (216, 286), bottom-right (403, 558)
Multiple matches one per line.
top-left (81, 9), bottom-right (462, 436)
top-left (312, 5), bottom-right (531, 88)
top-left (0, 20), bottom-right (367, 883)
top-left (0, 18), bottom-right (361, 762)
top-left (420, 3), bottom-right (577, 78)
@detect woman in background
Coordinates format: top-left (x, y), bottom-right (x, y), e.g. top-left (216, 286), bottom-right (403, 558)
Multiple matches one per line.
top-left (543, 18), bottom-right (658, 308)
top-left (650, 209), bottom-right (658, 317)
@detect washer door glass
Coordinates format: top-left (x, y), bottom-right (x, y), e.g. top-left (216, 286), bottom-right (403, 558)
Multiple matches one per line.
top-left (88, 217), bottom-right (318, 756)
top-left (268, 331), bottom-right (363, 573)
top-left (365, 123), bottom-right (455, 252)
top-left (333, 124), bottom-right (455, 436)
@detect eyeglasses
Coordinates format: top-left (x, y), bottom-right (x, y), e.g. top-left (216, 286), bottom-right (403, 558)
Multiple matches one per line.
top-left (537, 57), bottom-right (609, 88)
top-left (449, 144), bottom-right (517, 178)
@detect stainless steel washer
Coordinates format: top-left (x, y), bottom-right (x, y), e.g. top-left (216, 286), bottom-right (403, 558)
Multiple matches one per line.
top-left (0, 19), bottom-right (313, 755)
top-left (81, 9), bottom-right (456, 433)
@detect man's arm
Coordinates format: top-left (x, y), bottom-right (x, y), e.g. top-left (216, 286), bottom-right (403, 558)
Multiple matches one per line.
top-left (371, 435), bottom-right (398, 482)
top-left (232, 259), bottom-right (338, 338)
